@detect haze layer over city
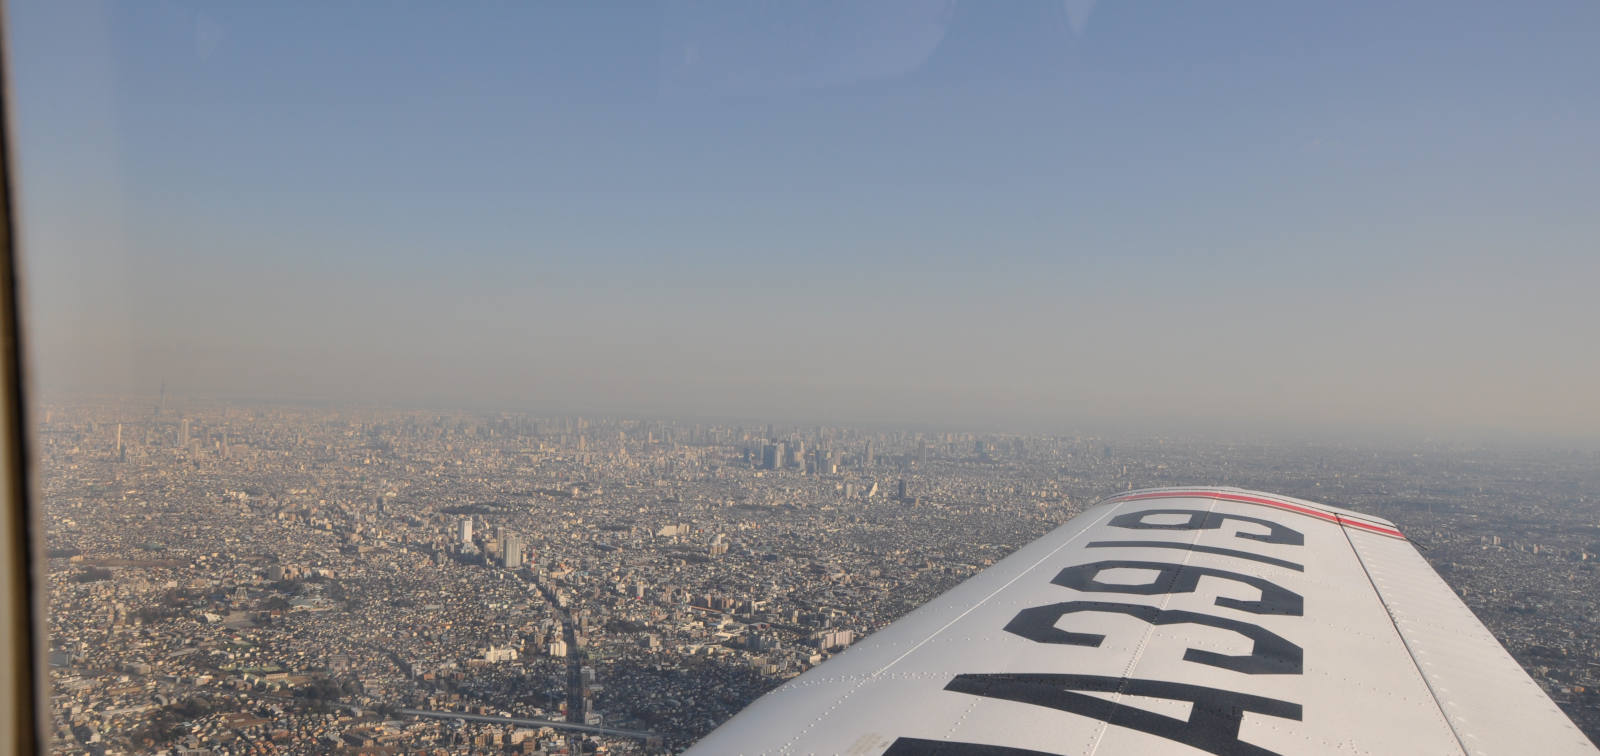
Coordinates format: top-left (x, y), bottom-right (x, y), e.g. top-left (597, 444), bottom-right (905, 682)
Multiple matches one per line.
top-left (11, 1), bottom-right (1600, 754)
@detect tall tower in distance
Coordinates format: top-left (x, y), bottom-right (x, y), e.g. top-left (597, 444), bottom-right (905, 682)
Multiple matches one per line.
top-left (458, 517), bottom-right (473, 546)
top-left (813, 448), bottom-right (832, 476)
top-left (115, 423), bottom-right (125, 462)
top-left (761, 443), bottom-right (781, 471)
top-left (179, 418), bottom-right (190, 449)
top-left (864, 440), bottom-right (874, 468)
top-left (503, 532), bottom-right (523, 569)
top-left (789, 441), bottom-right (805, 470)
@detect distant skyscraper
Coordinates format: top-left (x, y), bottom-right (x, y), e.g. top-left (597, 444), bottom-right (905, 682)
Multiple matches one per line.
top-left (458, 517), bottom-right (473, 545)
top-left (503, 532), bottom-right (523, 569)
top-left (179, 418), bottom-right (190, 448)
top-left (864, 440), bottom-right (874, 468)
top-left (762, 443), bottom-right (781, 470)
top-left (813, 448), bottom-right (831, 475)
top-left (897, 479), bottom-right (908, 501)
top-left (115, 423), bottom-right (125, 462)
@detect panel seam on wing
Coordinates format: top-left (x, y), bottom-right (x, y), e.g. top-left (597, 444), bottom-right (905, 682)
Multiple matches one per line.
top-left (1080, 495), bottom-right (1213, 756)
top-left (1340, 524), bottom-right (1470, 756)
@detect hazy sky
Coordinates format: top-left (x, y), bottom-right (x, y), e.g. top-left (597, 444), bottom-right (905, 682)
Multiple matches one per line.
top-left (10, 1), bottom-right (1600, 439)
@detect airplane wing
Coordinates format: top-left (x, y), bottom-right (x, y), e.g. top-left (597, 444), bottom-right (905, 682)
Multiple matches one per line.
top-left (685, 486), bottom-right (1598, 755)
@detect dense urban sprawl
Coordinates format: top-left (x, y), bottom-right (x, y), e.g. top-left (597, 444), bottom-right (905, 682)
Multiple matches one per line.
top-left (38, 400), bottom-right (1600, 753)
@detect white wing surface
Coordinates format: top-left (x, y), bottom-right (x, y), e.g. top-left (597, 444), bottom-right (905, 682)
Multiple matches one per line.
top-left (686, 486), bottom-right (1598, 756)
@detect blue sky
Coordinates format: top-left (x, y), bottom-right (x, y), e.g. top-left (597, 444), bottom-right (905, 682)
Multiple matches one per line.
top-left (10, 1), bottom-right (1600, 439)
